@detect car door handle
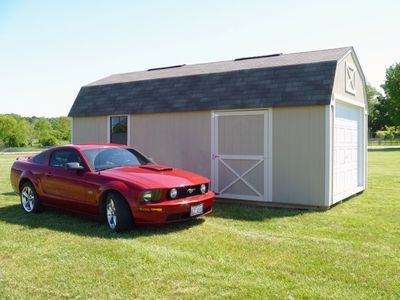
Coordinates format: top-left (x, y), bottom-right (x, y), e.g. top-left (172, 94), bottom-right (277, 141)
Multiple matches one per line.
top-left (45, 172), bottom-right (52, 177)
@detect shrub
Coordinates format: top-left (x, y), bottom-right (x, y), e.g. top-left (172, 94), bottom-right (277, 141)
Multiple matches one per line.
top-left (375, 131), bottom-right (386, 139)
top-left (39, 136), bottom-right (59, 146)
top-left (375, 126), bottom-right (400, 139)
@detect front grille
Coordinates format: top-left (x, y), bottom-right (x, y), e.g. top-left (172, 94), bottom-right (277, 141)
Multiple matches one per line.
top-left (166, 184), bottom-right (208, 200)
top-left (167, 206), bottom-right (211, 222)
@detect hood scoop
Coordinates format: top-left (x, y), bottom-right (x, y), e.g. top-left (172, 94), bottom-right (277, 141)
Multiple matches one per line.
top-left (139, 165), bottom-right (173, 172)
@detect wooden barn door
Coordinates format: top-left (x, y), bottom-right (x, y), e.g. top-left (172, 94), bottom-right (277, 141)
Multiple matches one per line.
top-left (211, 110), bottom-right (271, 201)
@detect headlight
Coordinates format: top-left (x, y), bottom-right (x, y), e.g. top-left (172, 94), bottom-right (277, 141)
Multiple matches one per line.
top-left (169, 188), bottom-right (178, 199)
top-left (200, 184), bottom-right (207, 194)
top-left (141, 191), bottom-right (153, 203)
top-left (140, 190), bottom-right (162, 203)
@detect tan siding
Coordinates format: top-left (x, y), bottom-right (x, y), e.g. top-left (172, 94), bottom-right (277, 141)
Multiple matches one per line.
top-left (333, 53), bottom-right (366, 105)
top-left (130, 111), bottom-right (211, 178)
top-left (72, 107), bottom-right (330, 206)
top-left (272, 106), bottom-right (326, 206)
top-left (72, 116), bottom-right (108, 144)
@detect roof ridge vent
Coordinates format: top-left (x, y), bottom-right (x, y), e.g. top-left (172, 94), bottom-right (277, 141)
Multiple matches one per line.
top-left (234, 53), bottom-right (283, 61)
top-left (148, 64), bottom-right (186, 71)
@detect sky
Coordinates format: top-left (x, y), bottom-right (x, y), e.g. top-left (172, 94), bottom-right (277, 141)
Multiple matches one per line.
top-left (0, 0), bottom-right (399, 117)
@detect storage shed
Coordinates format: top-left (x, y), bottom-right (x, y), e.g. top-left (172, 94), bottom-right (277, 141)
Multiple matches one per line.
top-left (69, 47), bottom-right (367, 208)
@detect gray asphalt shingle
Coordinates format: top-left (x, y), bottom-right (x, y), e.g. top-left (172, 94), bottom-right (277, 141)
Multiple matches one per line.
top-left (68, 47), bottom-right (351, 117)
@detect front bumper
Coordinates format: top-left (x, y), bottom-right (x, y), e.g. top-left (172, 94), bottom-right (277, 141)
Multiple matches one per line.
top-left (133, 192), bottom-right (215, 224)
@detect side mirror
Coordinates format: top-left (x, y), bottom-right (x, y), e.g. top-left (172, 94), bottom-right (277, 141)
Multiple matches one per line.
top-left (65, 162), bottom-right (85, 171)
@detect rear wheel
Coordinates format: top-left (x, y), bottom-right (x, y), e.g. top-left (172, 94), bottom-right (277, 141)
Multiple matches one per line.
top-left (20, 182), bottom-right (42, 213)
top-left (105, 192), bottom-right (133, 232)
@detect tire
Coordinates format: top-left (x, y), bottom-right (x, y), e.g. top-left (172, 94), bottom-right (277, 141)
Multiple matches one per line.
top-left (105, 192), bottom-right (133, 232)
top-left (20, 181), bottom-right (42, 214)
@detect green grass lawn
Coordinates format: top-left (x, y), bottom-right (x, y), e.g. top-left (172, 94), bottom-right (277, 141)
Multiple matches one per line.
top-left (0, 152), bottom-right (399, 299)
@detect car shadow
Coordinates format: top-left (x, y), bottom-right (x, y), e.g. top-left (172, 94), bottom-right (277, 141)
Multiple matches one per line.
top-left (0, 204), bottom-right (205, 239)
top-left (210, 201), bottom-right (319, 221)
top-left (0, 199), bottom-right (319, 237)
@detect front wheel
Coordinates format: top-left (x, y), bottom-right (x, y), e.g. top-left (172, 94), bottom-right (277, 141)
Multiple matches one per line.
top-left (20, 182), bottom-right (42, 213)
top-left (105, 192), bottom-right (133, 232)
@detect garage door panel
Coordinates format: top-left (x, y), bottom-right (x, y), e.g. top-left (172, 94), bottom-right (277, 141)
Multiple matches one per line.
top-left (345, 129), bottom-right (352, 144)
top-left (334, 170), bottom-right (344, 195)
top-left (336, 127), bottom-right (345, 144)
top-left (337, 149), bottom-right (345, 165)
top-left (333, 102), bottom-right (362, 201)
top-left (345, 148), bottom-right (352, 163)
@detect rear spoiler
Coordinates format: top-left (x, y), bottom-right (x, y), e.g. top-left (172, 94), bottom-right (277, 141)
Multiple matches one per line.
top-left (16, 155), bottom-right (33, 161)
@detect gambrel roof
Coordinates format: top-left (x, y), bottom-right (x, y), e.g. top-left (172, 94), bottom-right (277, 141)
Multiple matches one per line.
top-left (68, 47), bottom-right (352, 117)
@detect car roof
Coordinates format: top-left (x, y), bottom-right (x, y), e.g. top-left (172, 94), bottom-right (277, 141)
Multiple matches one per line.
top-left (57, 144), bottom-right (128, 151)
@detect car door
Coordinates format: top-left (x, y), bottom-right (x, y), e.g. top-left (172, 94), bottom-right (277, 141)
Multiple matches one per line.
top-left (41, 149), bottom-right (97, 214)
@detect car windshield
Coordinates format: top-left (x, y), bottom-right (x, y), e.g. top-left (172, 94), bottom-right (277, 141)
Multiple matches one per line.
top-left (82, 147), bottom-right (152, 171)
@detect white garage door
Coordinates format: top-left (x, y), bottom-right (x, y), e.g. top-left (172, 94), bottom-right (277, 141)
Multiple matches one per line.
top-left (211, 110), bottom-right (272, 201)
top-left (333, 101), bottom-right (363, 202)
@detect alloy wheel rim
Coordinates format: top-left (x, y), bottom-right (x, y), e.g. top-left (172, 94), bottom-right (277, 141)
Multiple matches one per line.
top-left (21, 186), bottom-right (35, 212)
top-left (106, 199), bottom-right (117, 229)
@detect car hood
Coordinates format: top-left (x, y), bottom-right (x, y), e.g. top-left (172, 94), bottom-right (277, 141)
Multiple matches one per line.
top-left (100, 165), bottom-right (208, 189)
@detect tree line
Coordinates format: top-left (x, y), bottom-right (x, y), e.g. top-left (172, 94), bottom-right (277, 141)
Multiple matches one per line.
top-left (0, 114), bottom-right (70, 148)
top-left (368, 62), bottom-right (400, 139)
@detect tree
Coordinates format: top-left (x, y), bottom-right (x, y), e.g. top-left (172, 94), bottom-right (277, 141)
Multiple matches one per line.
top-left (0, 115), bottom-right (30, 147)
top-left (12, 119), bottom-right (30, 147)
top-left (367, 83), bottom-right (381, 134)
top-left (382, 62), bottom-right (400, 126)
top-left (33, 118), bottom-right (51, 141)
top-left (373, 95), bottom-right (393, 133)
top-left (40, 135), bottom-right (58, 146)
top-left (0, 114), bottom-right (72, 147)
top-left (0, 115), bottom-right (15, 143)
top-left (49, 117), bottom-right (70, 141)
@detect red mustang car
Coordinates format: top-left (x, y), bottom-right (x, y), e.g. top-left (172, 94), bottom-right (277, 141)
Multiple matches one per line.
top-left (10, 144), bottom-right (214, 232)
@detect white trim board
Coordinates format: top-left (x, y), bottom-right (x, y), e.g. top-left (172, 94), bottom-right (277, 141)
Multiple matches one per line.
top-left (266, 108), bottom-right (273, 201)
top-left (336, 48), bottom-right (368, 113)
top-left (337, 48), bottom-right (366, 84)
top-left (333, 185), bottom-right (364, 203)
top-left (345, 61), bottom-right (357, 96)
top-left (324, 104), bottom-right (333, 206)
top-left (333, 93), bottom-right (366, 109)
top-left (210, 111), bottom-right (218, 192)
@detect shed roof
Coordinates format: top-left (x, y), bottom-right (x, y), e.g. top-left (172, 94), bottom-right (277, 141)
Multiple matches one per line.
top-left (69, 47), bottom-right (352, 117)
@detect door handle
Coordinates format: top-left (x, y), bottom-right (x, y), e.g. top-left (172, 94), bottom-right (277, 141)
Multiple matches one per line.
top-left (45, 172), bottom-right (52, 177)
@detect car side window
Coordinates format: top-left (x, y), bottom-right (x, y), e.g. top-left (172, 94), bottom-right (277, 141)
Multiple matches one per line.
top-left (49, 150), bottom-right (84, 168)
top-left (32, 151), bottom-right (47, 164)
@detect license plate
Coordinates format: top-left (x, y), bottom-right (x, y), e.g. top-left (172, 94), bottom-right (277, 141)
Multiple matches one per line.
top-left (190, 203), bottom-right (203, 217)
